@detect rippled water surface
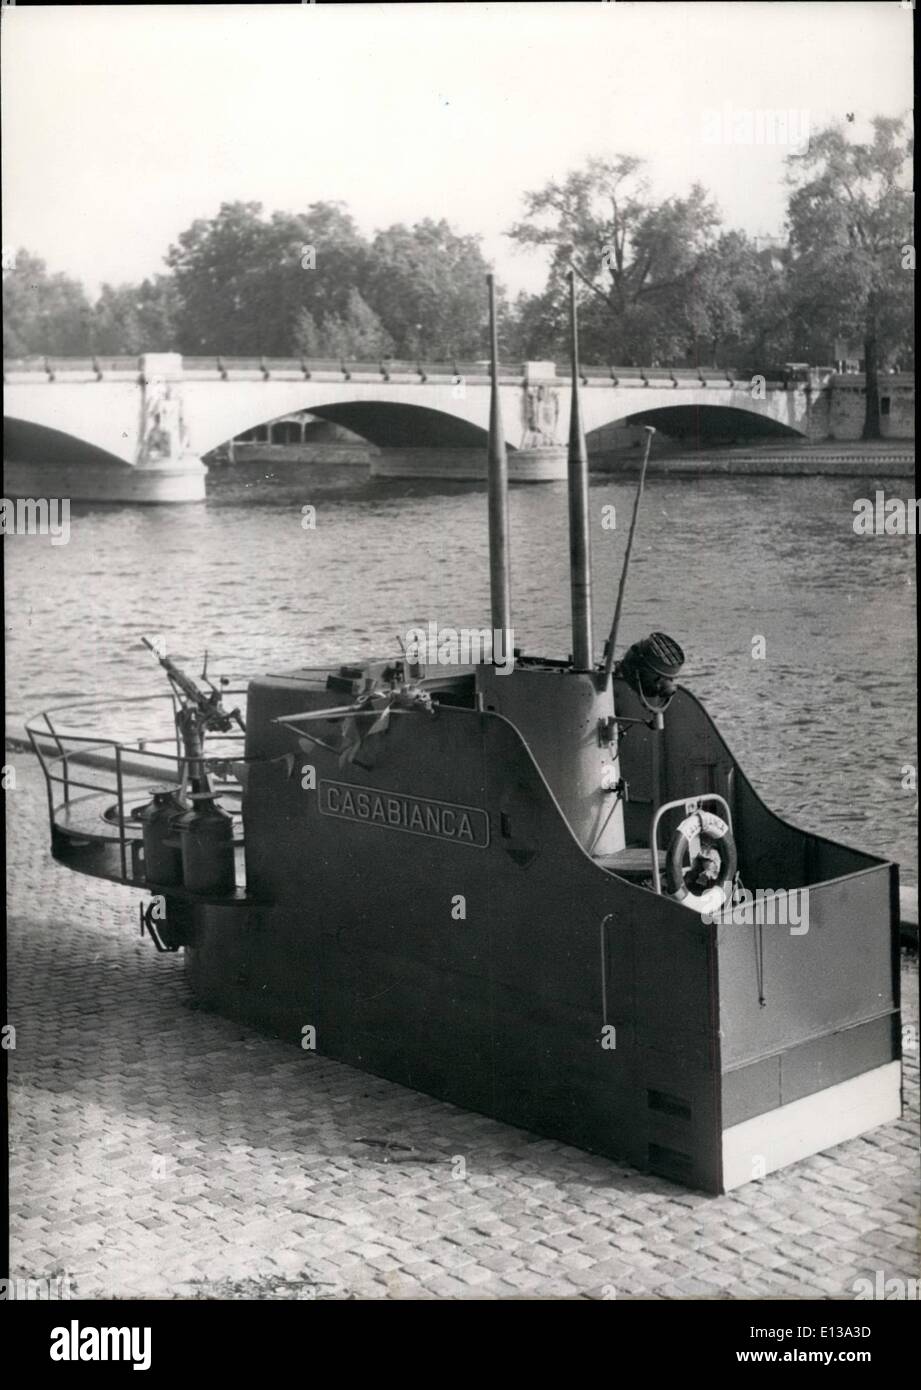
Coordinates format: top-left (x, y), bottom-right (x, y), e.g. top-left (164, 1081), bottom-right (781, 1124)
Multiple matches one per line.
top-left (5, 463), bottom-right (917, 879)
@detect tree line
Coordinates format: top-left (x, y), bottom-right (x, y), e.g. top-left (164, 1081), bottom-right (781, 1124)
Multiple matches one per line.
top-left (3, 117), bottom-right (912, 437)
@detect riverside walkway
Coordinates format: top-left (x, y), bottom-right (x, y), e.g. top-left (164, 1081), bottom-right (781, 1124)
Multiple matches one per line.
top-left (592, 439), bottom-right (916, 477)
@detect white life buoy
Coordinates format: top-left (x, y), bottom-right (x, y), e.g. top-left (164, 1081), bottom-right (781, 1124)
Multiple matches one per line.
top-left (665, 809), bottom-right (737, 915)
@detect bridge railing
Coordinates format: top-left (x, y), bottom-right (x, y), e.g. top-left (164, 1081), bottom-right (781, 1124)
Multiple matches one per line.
top-left (3, 356), bottom-right (143, 375)
top-left (3, 355), bottom-right (838, 390)
top-left (182, 357), bottom-right (523, 380)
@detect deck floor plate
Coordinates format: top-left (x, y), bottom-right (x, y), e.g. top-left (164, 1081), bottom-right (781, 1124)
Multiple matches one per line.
top-left (54, 782), bottom-right (156, 841)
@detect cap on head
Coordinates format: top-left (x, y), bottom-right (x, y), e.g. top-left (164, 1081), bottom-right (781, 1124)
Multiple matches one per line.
top-left (618, 632), bottom-right (685, 709)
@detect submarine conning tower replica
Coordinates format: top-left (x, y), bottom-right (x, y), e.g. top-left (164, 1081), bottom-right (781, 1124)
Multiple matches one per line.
top-left (29, 273), bottom-right (903, 1194)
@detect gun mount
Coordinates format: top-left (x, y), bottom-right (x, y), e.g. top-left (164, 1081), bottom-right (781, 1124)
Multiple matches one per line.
top-left (141, 636), bottom-right (244, 799)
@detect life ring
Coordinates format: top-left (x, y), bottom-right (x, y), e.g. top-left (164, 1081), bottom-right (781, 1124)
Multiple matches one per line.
top-left (665, 809), bottom-right (737, 914)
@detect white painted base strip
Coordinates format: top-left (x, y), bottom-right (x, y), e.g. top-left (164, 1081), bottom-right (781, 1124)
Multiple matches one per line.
top-left (722, 1061), bottom-right (902, 1191)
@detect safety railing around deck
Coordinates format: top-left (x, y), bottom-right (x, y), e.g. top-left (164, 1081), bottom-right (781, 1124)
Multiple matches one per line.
top-left (25, 691), bottom-right (247, 888)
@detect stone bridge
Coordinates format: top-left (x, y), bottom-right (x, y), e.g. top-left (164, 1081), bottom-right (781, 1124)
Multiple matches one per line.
top-left (2, 353), bottom-right (895, 502)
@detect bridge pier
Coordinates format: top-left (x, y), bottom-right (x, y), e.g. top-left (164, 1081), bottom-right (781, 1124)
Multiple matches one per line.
top-left (372, 445), bottom-right (568, 482)
top-left (130, 354), bottom-right (207, 501)
top-left (129, 453), bottom-right (207, 503)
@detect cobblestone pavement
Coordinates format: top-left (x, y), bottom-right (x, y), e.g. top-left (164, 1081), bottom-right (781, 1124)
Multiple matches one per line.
top-left (7, 753), bottom-right (919, 1300)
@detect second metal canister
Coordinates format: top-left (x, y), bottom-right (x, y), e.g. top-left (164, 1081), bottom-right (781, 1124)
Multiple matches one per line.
top-left (176, 797), bottom-right (236, 897)
top-left (138, 788), bottom-right (186, 887)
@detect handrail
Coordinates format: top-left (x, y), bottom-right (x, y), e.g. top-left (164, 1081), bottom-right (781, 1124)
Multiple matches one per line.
top-left (27, 689), bottom-right (249, 885)
top-left (6, 355), bottom-right (852, 383)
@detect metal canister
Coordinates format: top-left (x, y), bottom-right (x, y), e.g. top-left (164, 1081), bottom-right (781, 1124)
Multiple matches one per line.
top-left (138, 788), bottom-right (185, 886)
top-left (176, 796), bottom-right (236, 897)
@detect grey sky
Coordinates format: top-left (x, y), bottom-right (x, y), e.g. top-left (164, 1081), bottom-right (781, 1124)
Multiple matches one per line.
top-left (2, 2), bottom-right (913, 299)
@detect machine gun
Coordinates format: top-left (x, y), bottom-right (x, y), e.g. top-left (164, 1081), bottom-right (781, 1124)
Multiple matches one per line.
top-left (142, 636), bottom-right (245, 733)
top-left (142, 636), bottom-right (245, 797)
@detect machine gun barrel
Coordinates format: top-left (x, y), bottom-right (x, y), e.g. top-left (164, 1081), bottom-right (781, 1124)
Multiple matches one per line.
top-left (141, 636), bottom-right (203, 704)
top-left (141, 636), bottom-right (245, 732)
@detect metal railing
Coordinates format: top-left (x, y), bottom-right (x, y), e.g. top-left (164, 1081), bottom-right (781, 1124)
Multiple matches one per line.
top-left (650, 793), bottom-right (734, 898)
top-left (5, 355), bottom-right (841, 388)
top-left (26, 690), bottom-right (247, 886)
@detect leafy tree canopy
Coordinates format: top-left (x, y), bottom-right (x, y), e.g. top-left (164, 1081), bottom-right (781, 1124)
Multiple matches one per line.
top-left (507, 155), bottom-right (789, 368)
top-left (3, 251), bottom-right (94, 356)
top-left (784, 116), bottom-right (913, 434)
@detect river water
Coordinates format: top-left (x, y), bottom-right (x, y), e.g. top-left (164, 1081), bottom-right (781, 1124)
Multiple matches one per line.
top-left (4, 462), bottom-right (917, 881)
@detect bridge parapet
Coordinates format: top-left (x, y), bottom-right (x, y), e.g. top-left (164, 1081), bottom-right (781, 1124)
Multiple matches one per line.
top-left (578, 365), bottom-right (788, 390)
top-left (4, 357), bottom-right (143, 384)
top-left (5, 354), bottom-right (799, 390)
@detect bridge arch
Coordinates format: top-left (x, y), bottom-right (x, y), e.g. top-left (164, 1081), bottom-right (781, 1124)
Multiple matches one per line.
top-left (182, 379), bottom-right (501, 459)
top-left (213, 400), bottom-right (491, 452)
top-left (3, 416), bottom-right (135, 469)
top-left (586, 401), bottom-right (807, 451)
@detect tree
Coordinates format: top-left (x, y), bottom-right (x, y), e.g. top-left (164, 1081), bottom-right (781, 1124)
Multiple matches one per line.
top-left (364, 219), bottom-right (493, 359)
top-left (165, 201), bottom-right (271, 353)
top-left (162, 202), bottom-right (497, 360)
top-left (165, 200), bottom-right (371, 355)
top-left (785, 116), bottom-right (913, 438)
top-left (2, 250), bottom-right (94, 356)
top-left (507, 156), bottom-right (783, 367)
top-left (501, 289), bottom-right (563, 361)
top-left (293, 288), bottom-right (394, 359)
top-left (92, 283), bottom-right (143, 354)
top-left (91, 278), bottom-right (180, 354)
top-left (134, 275), bottom-right (182, 351)
top-left (687, 232), bottom-right (794, 368)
